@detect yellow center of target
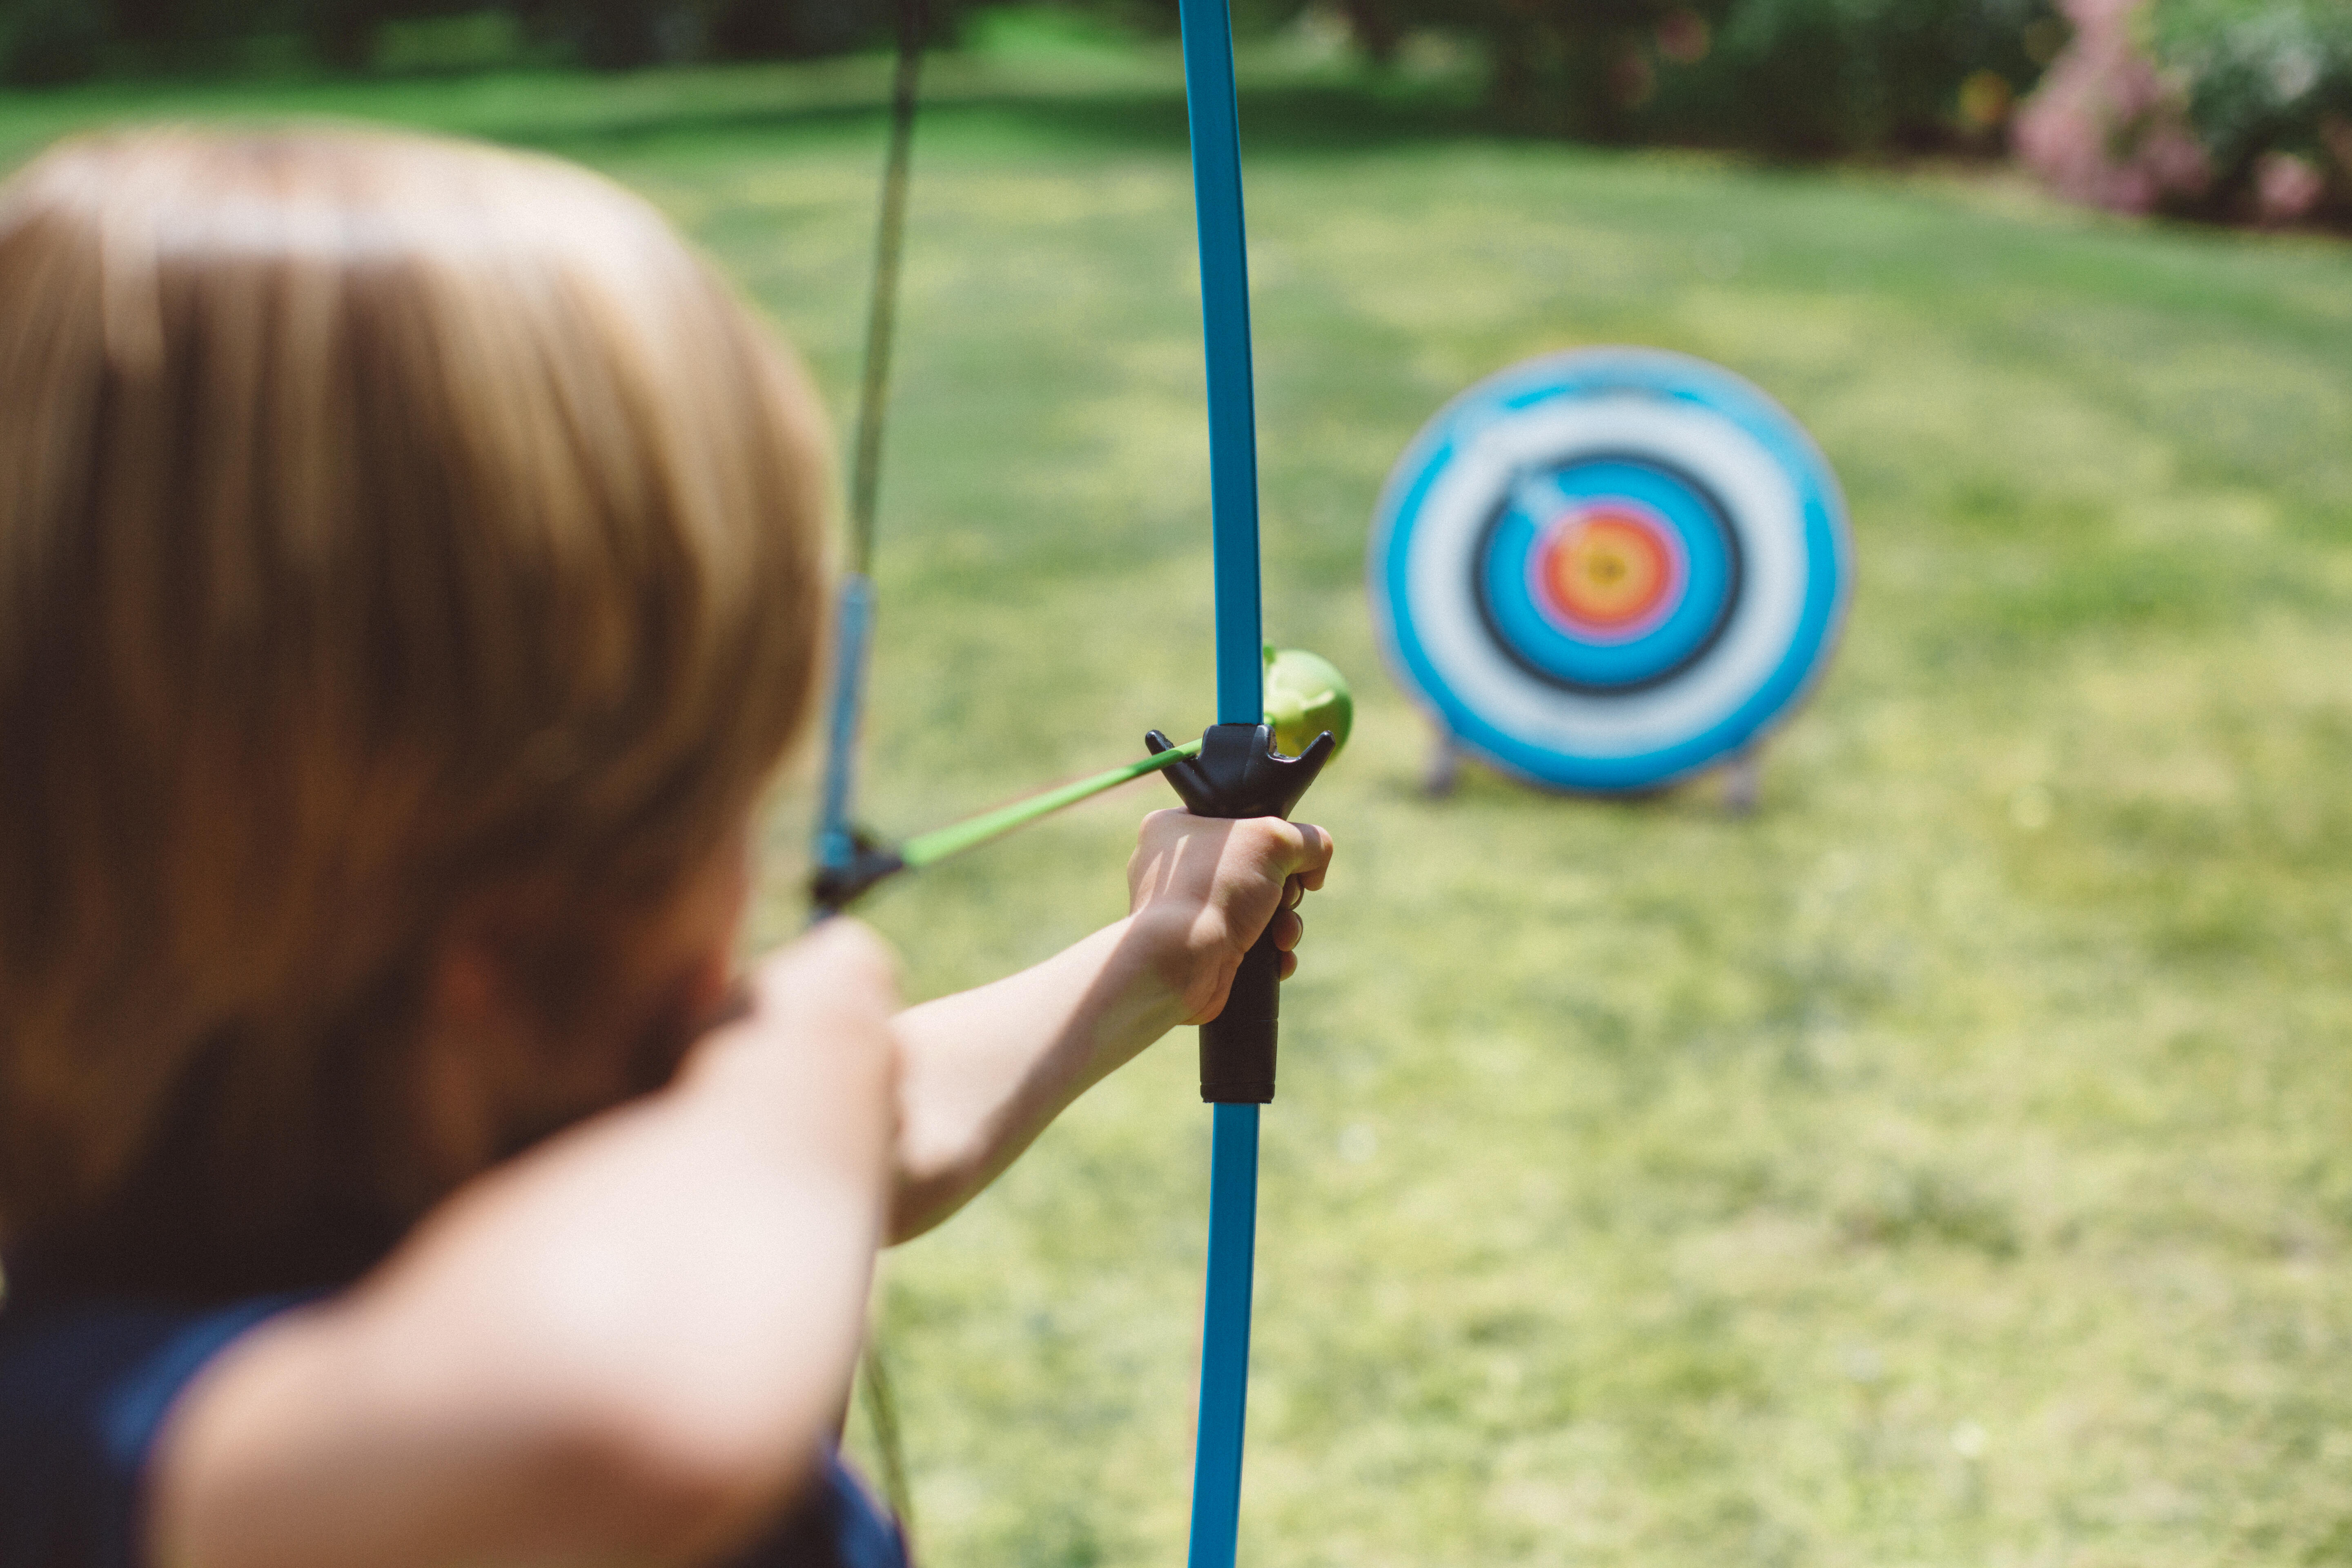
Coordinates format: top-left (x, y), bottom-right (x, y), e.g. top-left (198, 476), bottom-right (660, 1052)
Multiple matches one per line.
top-left (1544, 512), bottom-right (1673, 627)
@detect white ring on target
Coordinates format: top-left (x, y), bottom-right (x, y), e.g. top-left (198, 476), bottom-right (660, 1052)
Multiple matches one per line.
top-left (1400, 394), bottom-right (1806, 757)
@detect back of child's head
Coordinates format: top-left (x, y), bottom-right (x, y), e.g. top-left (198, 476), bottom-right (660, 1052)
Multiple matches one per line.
top-left (0, 127), bottom-right (832, 1285)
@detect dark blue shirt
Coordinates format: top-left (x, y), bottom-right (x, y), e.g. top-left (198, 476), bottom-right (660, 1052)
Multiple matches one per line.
top-left (0, 1275), bottom-right (907, 1568)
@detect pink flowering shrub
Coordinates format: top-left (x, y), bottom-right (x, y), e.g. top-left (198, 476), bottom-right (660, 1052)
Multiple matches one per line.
top-left (2013, 0), bottom-right (2211, 210)
top-left (2253, 149), bottom-right (2326, 219)
top-left (2017, 0), bottom-right (2352, 222)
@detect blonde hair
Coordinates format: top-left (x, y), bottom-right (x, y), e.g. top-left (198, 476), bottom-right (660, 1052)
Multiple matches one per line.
top-left (0, 128), bottom-right (831, 1275)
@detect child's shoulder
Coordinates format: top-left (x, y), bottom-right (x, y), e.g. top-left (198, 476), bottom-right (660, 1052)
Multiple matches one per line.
top-left (0, 1271), bottom-right (909, 1568)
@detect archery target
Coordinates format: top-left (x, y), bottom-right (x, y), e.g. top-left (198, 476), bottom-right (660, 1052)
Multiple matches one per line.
top-left (1369, 348), bottom-right (1851, 794)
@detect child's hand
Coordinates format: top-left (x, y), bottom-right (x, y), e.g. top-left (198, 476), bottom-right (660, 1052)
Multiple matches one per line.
top-left (1125, 811), bottom-right (1335, 1024)
top-left (881, 816), bottom-right (1332, 1240)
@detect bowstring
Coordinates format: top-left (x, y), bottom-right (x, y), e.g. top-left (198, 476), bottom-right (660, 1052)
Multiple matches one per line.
top-left (848, 0), bottom-right (923, 580)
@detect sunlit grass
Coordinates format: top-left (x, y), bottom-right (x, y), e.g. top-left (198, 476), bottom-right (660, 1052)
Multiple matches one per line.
top-left (7, 40), bottom-right (2350, 1567)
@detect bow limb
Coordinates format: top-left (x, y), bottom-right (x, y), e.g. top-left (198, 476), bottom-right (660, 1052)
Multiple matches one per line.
top-left (1175, 4), bottom-right (1276, 1565)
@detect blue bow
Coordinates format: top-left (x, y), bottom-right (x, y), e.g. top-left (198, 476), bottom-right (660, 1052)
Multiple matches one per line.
top-left (813, 7), bottom-right (1302, 1556)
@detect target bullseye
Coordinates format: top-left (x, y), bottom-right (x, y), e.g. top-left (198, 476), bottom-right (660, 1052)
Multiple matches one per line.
top-left (1370, 348), bottom-right (1851, 795)
top-left (1536, 503), bottom-right (1682, 637)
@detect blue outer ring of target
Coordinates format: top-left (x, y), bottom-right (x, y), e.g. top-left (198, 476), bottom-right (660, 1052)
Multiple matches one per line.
top-left (1368, 347), bottom-right (1853, 795)
top-left (1475, 454), bottom-right (1741, 693)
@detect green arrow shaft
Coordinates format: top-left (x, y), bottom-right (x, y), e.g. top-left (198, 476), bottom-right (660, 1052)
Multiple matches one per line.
top-left (898, 737), bottom-right (1201, 870)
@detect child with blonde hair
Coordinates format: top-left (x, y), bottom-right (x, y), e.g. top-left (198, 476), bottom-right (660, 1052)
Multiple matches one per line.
top-left (0, 127), bottom-right (1330, 1568)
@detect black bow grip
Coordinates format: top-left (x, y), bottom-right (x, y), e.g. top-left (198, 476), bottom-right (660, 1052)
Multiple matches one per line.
top-left (1145, 723), bottom-right (1335, 1103)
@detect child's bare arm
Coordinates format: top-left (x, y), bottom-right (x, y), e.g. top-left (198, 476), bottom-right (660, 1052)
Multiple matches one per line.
top-left (887, 812), bottom-right (1332, 1243)
top-left (146, 921), bottom-right (902, 1568)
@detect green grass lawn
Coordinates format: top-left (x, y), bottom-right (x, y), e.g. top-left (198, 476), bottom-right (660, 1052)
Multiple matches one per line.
top-left (9, 34), bottom-right (2352, 1567)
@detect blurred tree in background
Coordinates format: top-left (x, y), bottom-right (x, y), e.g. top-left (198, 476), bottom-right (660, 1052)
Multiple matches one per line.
top-left (1481, 0), bottom-right (2057, 151)
top-left (1119, 0), bottom-right (2062, 150)
top-left (0, 0), bottom-right (2065, 155)
top-left (0, 0), bottom-right (2342, 221)
top-left (0, 0), bottom-right (947, 81)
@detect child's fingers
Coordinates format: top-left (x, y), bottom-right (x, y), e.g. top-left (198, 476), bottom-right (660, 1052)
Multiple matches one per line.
top-left (1133, 811), bottom-right (1331, 884)
top-left (1269, 905), bottom-right (1304, 953)
top-left (1227, 817), bottom-right (1332, 887)
top-left (1286, 821), bottom-right (1333, 891)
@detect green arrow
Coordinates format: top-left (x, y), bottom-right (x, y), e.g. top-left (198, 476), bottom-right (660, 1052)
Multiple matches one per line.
top-left (898, 737), bottom-right (1204, 869)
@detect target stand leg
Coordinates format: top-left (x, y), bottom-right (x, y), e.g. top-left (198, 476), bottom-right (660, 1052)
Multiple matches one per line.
top-left (1422, 728), bottom-right (1461, 798)
top-left (1719, 743), bottom-right (1764, 816)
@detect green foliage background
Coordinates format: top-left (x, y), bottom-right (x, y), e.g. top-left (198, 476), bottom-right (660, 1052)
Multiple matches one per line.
top-left (3, 0), bottom-right (2346, 194)
top-left (0, 0), bottom-right (2063, 156)
top-left (4, 31), bottom-right (2351, 1566)
top-left (2149, 0), bottom-right (2352, 196)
